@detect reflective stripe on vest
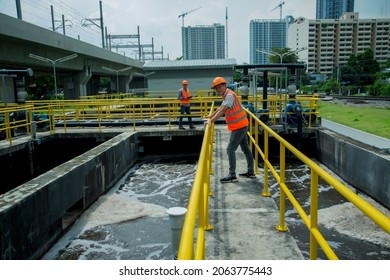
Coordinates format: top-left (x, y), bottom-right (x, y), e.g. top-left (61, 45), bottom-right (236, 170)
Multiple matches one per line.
top-left (179, 88), bottom-right (190, 105)
top-left (223, 89), bottom-right (249, 131)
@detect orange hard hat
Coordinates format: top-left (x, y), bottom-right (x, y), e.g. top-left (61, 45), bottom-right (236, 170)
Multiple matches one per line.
top-left (182, 80), bottom-right (188, 85)
top-left (212, 77), bottom-right (227, 88)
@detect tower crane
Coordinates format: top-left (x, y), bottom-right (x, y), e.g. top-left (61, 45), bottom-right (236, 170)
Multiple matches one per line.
top-left (178, 7), bottom-right (201, 27)
top-left (271, 1), bottom-right (285, 20)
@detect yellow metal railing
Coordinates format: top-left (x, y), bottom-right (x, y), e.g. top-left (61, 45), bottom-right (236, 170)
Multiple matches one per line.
top-left (177, 103), bottom-right (215, 260)
top-left (1, 97), bottom-right (217, 143)
top-left (2, 96), bottom-right (388, 260)
top-left (176, 101), bottom-right (389, 260)
top-left (246, 109), bottom-right (390, 260)
top-left (0, 104), bottom-right (54, 145)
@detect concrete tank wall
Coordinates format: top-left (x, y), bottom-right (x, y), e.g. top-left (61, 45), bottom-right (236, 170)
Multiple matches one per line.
top-left (316, 128), bottom-right (390, 209)
top-left (0, 132), bottom-right (139, 259)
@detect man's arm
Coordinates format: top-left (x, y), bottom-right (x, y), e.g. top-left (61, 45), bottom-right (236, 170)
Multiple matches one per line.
top-left (206, 105), bottom-right (228, 125)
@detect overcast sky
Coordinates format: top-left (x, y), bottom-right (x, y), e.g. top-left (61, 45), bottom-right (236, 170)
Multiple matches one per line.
top-left (2, 0), bottom-right (389, 63)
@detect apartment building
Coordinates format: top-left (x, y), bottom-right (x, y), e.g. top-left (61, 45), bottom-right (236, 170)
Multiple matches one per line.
top-left (182, 24), bottom-right (225, 60)
top-left (288, 13), bottom-right (390, 76)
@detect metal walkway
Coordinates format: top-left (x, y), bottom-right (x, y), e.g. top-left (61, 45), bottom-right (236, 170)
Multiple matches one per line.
top-left (205, 125), bottom-right (304, 260)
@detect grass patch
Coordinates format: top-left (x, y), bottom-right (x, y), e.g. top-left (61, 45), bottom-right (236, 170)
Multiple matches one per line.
top-left (319, 101), bottom-right (390, 139)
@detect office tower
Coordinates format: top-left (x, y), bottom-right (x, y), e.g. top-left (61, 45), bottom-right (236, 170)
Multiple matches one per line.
top-left (182, 24), bottom-right (225, 60)
top-left (316, 0), bottom-right (354, 19)
top-left (250, 19), bottom-right (288, 64)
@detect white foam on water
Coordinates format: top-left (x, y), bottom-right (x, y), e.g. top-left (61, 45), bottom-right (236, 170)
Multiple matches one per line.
top-left (43, 161), bottom-right (196, 260)
top-left (82, 194), bottom-right (167, 231)
top-left (265, 162), bottom-right (390, 252)
top-left (319, 200), bottom-right (390, 248)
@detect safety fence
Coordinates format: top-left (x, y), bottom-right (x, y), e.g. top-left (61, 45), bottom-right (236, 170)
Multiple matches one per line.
top-left (1, 97), bottom-right (389, 259)
top-left (0, 94), bottom-right (319, 144)
top-left (247, 109), bottom-right (390, 259)
top-left (177, 103), bottom-right (215, 260)
top-left (177, 104), bottom-right (390, 260)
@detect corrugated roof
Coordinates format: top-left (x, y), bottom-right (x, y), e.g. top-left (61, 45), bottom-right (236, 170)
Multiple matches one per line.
top-left (143, 58), bottom-right (237, 70)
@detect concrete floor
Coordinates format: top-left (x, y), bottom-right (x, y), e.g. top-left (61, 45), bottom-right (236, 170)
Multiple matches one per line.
top-left (204, 126), bottom-right (304, 260)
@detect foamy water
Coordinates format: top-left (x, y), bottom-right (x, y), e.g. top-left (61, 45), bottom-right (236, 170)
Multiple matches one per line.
top-left (267, 162), bottom-right (390, 259)
top-left (42, 159), bottom-right (196, 260)
top-left (43, 159), bottom-right (390, 260)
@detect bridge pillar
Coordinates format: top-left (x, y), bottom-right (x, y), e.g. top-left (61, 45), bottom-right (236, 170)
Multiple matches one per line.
top-left (78, 66), bottom-right (92, 97)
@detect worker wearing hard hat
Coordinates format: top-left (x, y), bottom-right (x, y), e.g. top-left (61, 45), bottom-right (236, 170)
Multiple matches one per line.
top-left (206, 77), bottom-right (255, 183)
top-left (177, 80), bottom-right (196, 129)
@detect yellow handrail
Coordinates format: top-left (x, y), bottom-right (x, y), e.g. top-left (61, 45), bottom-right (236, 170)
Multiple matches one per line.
top-left (177, 104), bottom-right (214, 260)
top-left (246, 108), bottom-right (390, 260)
top-left (177, 100), bottom-right (389, 260)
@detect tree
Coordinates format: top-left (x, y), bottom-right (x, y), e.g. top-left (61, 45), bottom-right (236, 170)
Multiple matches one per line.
top-left (341, 48), bottom-right (380, 86)
top-left (25, 75), bottom-right (53, 100)
top-left (322, 78), bottom-right (339, 94)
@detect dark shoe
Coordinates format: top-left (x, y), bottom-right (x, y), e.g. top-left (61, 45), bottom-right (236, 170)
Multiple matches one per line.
top-left (189, 124), bottom-right (196, 129)
top-left (239, 172), bottom-right (256, 178)
top-left (179, 125), bottom-right (185, 130)
top-left (220, 175), bottom-right (238, 183)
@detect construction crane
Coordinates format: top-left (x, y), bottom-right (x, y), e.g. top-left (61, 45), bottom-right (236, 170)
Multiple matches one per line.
top-left (271, 1), bottom-right (285, 20)
top-left (178, 7), bottom-right (201, 27)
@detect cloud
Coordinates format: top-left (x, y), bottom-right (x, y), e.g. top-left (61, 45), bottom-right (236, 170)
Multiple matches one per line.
top-left (2, 0), bottom-right (387, 63)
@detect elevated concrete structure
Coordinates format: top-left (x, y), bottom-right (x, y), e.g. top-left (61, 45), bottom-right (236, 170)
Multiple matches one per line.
top-left (0, 13), bottom-right (144, 100)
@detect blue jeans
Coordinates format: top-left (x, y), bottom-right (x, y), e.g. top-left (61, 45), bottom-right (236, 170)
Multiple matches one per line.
top-left (227, 126), bottom-right (254, 176)
top-left (179, 105), bottom-right (192, 126)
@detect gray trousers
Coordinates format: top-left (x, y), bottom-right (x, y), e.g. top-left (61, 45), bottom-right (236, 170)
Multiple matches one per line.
top-left (227, 125), bottom-right (254, 176)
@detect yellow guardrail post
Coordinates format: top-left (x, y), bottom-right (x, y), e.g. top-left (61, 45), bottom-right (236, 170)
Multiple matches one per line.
top-left (62, 103), bottom-right (67, 133)
top-left (276, 143), bottom-right (288, 232)
top-left (177, 106), bottom-right (214, 260)
top-left (97, 105), bottom-right (102, 133)
top-left (309, 169), bottom-right (319, 260)
top-left (262, 129), bottom-right (271, 197)
top-left (4, 111), bottom-right (12, 145)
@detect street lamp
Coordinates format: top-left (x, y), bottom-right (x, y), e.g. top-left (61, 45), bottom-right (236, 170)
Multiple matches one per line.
top-left (134, 72), bottom-right (156, 88)
top-left (102, 66), bottom-right (133, 93)
top-left (256, 47), bottom-right (306, 64)
top-left (29, 53), bottom-right (78, 98)
top-left (256, 48), bottom-right (307, 91)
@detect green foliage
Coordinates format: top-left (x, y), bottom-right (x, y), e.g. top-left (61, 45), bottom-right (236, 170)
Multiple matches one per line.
top-left (341, 48), bottom-right (380, 86)
top-left (233, 70), bottom-right (242, 83)
top-left (25, 75), bottom-right (53, 99)
top-left (371, 82), bottom-right (390, 96)
top-left (321, 78), bottom-right (339, 94)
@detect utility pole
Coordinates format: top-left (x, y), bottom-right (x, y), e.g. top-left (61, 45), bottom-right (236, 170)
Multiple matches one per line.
top-left (81, 0), bottom-right (105, 49)
top-left (225, 7), bottom-right (228, 58)
top-left (16, 0), bottom-right (22, 19)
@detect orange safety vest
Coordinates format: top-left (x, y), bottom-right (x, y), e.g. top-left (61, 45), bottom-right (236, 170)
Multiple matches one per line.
top-left (223, 89), bottom-right (249, 131)
top-left (179, 88), bottom-right (191, 106)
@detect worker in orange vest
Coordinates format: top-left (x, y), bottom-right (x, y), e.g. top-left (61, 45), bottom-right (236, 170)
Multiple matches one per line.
top-left (177, 80), bottom-right (196, 129)
top-left (206, 77), bottom-right (255, 183)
